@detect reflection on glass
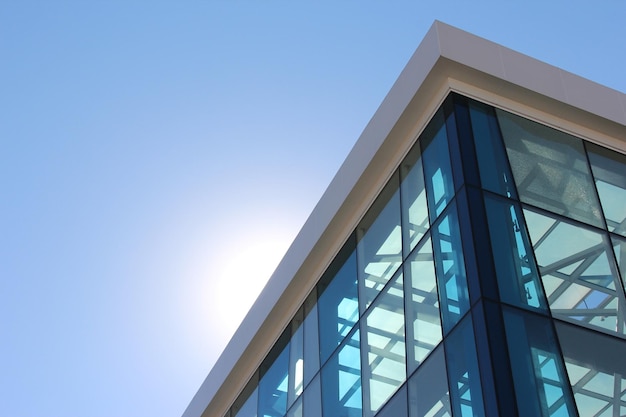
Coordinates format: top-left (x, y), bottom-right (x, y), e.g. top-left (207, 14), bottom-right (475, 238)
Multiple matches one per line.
top-left (286, 397), bottom-right (302, 417)
top-left (302, 374), bottom-right (321, 417)
top-left (484, 194), bottom-right (546, 310)
top-left (408, 345), bottom-right (451, 417)
top-left (361, 271), bottom-right (406, 417)
top-left (523, 208), bottom-right (626, 336)
top-left (444, 315), bottom-right (486, 417)
top-left (421, 109), bottom-right (455, 220)
top-left (375, 385), bottom-right (408, 417)
top-left (258, 335), bottom-right (290, 417)
top-left (612, 235), bottom-right (626, 288)
top-left (404, 235), bottom-right (442, 374)
top-left (321, 329), bottom-right (362, 417)
top-left (318, 241), bottom-right (359, 365)
top-left (497, 109), bottom-right (604, 228)
top-left (288, 309), bottom-right (305, 408)
top-left (302, 293), bottom-right (320, 387)
top-left (468, 99), bottom-right (517, 198)
top-left (431, 201), bottom-right (470, 332)
top-left (503, 308), bottom-right (577, 417)
top-left (357, 173), bottom-right (403, 312)
top-left (587, 142), bottom-right (626, 237)
top-left (401, 142), bottom-right (430, 256)
top-left (556, 321), bottom-right (626, 417)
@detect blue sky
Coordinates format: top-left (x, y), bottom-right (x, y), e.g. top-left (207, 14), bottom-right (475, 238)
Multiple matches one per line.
top-left (1, 2), bottom-right (625, 417)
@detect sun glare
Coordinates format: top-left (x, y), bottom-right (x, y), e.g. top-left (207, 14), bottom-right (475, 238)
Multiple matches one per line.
top-left (211, 233), bottom-right (293, 340)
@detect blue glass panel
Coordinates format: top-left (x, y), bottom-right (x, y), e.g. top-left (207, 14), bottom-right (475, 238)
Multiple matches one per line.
top-left (408, 345), bottom-right (451, 417)
top-left (302, 374), bottom-right (321, 417)
top-left (444, 315), bottom-right (485, 417)
top-left (318, 240), bottom-right (359, 365)
top-left (404, 234), bottom-right (442, 374)
top-left (524, 207), bottom-right (626, 336)
top-left (555, 321), bottom-right (626, 417)
top-left (321, 329), bottom-right (362, 417)
top-left (421, 109), bottom-right (455, 221)
top-left (484, 194), bottom-right (547, 310)
top-left (587, 142), bottom-right (626, 237)
top-left (302, 293), bottom-right (319, 387)
top-left (361, 271), bottom-right (406, 417)
top-left (259, 338), bottom-right (290, 417)
top-left (400, 142), bottom-right (430, 257)
top-left (375, 385), bottom-right (408, 417)
top-left (431, 201), bottom-right (470, 332)
top-left (503, 307), bottom-right (577, 417)
top-left (357, 173), bottom-right (402, 312)
top-left (497, 108), bottom-right (604, 228)
top-left (468, 100), bottom-right (517, 198)
top-left (612, 234), bottom-right (626, 289)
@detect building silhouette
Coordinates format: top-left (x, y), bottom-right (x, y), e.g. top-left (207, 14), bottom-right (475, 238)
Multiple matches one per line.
top-left (184, 21), bottom-right (626, 417)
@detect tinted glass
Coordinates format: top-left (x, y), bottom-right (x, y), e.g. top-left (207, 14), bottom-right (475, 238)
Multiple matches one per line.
top-left (404, 235), bottom-right (442, 374)
top-left (318, 242), bottom-right (359, 365)
top-left (258, 337), bottom-right (290, 417)
top-left (587, 142), bottom-right (626, 237)
top-left (444, 315), bottom-right (486, 417)
top-left (484, 194), bottom-right (546, 310)
top-left (232, 377), bottom-right (259, 417)
top-left (357, 173), bottom-right (403, 312)
top-left (321, 329), bottom-right (362, 417)
top-left (612, 234), bottom-right (626, 287)
top-left (556, 322), bottom-right (626, 417)
top-left (421, 109), bottom-right (455, 221)
top-left (469, 100), bottom-right (517, 198)
top-left (400, 142), bottom-right (430, 256)
top-left (408, 345), bottom-right (451, 417)
top-left (503, 307), bottom-right (577, 417)
top-left (302, 374), bottom-right (321, 417)
top-left (361, 271), bottom-right (406, 416)
top-left (523, 207), bottom-right (626, 336)
top-left (431, 201), bottom-right (470, 332)
top-left (497, 109), bottom-right (604, 228)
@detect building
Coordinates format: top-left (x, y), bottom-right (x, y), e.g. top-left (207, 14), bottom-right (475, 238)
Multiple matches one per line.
top-left (183, 21), bottom-right (626, 417)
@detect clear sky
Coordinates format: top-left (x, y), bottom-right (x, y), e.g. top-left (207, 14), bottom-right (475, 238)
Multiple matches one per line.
top-left (1, 1), bottom-right (625, 417)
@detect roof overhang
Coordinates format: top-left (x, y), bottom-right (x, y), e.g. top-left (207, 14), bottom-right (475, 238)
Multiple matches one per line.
top-left (183, 20), bottom-right (626, 417)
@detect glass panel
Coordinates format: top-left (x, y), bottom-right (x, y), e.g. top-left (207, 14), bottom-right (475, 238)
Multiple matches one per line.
top-left (286, 398), bottom-right (302, 417)
top-left (523, 207), bottom-right (626, 336)
top-left (484, 194), bottom-right (547, 310)
top-left (612, 234), bottom-right (626, 288)
top-left (468, 99), bottom-right (517, 198)
top-left (587, 143), bottom-right (626, 237)
top-left (302, 374), bottom-right (321, 417)
top-left (408, 345), bottom-right (452, 417)
top-left (232, 376), bottom-right (259, 417)
top-left (421, 109), bottom-right (455, 221)
top-left (375, 385), bottom-right (408, 417)
top-left (321, 329), bottom-right (362, 417)
top-left (556, 321), bottom-right (626, 417)
top-left (431, 201), bottom-right (470, 332)
top-left (357, 173), bottom-right (403, 312)
top-left (400, 141), bottom-right (430, 256)
top-left (503, 307), bottom-right (577, 417)
top-left (497, 109), bottom-right (604, 228)
top-left (444, 315), bottom-right (486, 417)
top-left (302, 292), bottom-right (319, 387)
top-left (361, 271), bottom-right (406, 417)
top-left (259, 335), bottom-right (290, 417)
top-left (404, 235), bottom-right (443, 374)
top-left (288, 309), bottom-right (305, 408)
top-left (317, 240), bottom-right (359, 365)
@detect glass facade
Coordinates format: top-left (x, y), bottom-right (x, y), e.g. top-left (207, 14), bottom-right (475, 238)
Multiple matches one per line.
top-left (225, 93), bottom-right (626, 417)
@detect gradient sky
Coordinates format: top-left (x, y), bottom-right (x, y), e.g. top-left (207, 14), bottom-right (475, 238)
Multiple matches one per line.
top-left (1, 2), bottom-right (625, 417)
